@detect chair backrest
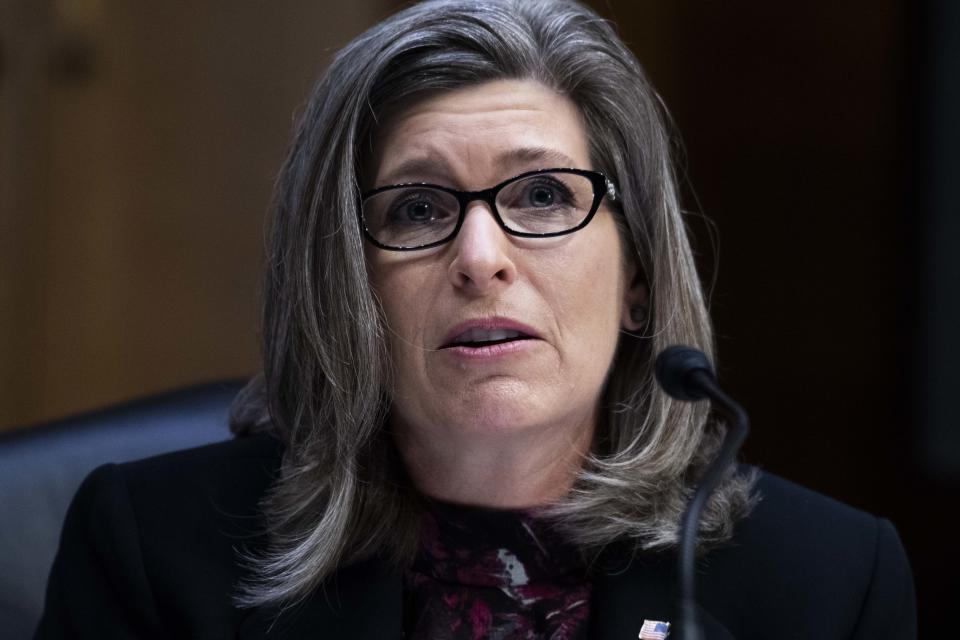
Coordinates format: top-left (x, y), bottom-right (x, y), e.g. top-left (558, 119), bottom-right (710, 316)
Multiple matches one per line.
top-left (0, 381), bottom-right (242, 640)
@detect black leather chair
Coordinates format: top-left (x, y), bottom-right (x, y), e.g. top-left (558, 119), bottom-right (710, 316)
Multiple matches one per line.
top-left (0, 381), bottom-right (242, 640)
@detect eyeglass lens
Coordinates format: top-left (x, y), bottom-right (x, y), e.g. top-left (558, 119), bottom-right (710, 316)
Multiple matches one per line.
top-left (362, 171), bottom-right (596, 249)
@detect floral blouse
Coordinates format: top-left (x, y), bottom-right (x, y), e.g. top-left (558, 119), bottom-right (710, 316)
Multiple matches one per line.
top-left (404, 499), bottom-right (591, 640)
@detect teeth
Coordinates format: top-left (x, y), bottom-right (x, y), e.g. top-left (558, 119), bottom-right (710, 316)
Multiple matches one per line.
top-left (456, 328), bottom-right (524, 344)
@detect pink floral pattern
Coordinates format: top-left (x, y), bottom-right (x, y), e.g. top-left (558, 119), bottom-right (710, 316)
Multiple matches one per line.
top-left (404, 501), bottom-right (591, 639)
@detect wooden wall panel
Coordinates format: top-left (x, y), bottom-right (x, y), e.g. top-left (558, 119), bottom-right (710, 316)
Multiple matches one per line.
top-left (1, 0), bottom-right (392, 430)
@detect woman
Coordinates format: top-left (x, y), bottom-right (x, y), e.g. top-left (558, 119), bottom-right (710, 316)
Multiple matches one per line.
top-left (37, 1), bottom-right (915, 638)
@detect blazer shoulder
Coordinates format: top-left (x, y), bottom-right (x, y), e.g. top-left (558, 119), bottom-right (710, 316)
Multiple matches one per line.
top-left (729, 468), bottom-right (896, 581)
top-left (698, 467), bottom-right (916, 638)
top-left (36, 434), bottom-right (284, 639)
top-left (37, 433), bottom-right (285, 639)
top-left (121, 431), bottom-right (283, 475)
top-left (749, 468), bottom-right (877, 532)
top-left (116, 432), bottom-right (282, 505)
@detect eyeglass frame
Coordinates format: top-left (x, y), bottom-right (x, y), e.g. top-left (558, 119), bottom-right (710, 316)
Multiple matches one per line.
top-left (358, 167), bottom-right (620, 252)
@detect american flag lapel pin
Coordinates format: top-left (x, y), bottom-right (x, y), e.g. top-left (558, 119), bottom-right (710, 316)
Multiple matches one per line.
top-left (638, 619), bottom-right (671, 639)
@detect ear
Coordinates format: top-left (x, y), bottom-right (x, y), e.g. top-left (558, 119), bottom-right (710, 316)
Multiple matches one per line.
top-left (621, 263), bottom-right (649, 332)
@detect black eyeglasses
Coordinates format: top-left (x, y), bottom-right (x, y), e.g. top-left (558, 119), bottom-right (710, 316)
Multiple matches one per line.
top-left (360, 168), bottom-right (618, 251)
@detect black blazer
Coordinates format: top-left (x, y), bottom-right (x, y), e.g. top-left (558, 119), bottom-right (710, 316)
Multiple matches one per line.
top-left (35, 434), bottom-right (916, 639)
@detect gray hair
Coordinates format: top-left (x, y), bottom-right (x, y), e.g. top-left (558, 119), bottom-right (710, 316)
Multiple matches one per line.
top-left (231, 0), bottom-right (756, 607)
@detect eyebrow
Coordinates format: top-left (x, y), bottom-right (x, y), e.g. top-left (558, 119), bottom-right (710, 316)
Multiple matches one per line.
top-left (498, 146), bottom-right (579, 170)
top-left (378, 146), bottom-right (580, 186)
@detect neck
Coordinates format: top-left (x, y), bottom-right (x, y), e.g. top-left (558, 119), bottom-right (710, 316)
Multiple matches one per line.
top-left (393, 418), bottom-right (593, 509)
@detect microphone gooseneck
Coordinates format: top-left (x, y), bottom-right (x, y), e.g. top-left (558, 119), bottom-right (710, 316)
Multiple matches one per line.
top-left (654, 346), bottom-right (751, 640)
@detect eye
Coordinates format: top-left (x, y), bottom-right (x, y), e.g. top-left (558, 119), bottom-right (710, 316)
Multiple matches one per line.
top-left (527, 185), bottom-right (557, 207)
top-left (403, 199), bottom-right (434, 221)
top-left (385, 189), bottom-right (454, 225)
top-left (509, 176), bottom-right (576, 211)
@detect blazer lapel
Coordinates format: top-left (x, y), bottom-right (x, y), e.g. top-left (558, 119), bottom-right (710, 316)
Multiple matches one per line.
top-left (237, 558), bottom-right (403, 639)
top-left (590, 547), bottom-right (737, 640)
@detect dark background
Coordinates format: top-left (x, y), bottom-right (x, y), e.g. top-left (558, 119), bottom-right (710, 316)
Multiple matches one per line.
top-left (585, 0), bottom-right (958, 633)
top-left (2, 0), bottom-right (955, 633)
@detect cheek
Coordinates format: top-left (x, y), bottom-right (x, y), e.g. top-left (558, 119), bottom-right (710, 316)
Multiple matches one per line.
top-left (582, 263), bottom-right (625, 350)
top-left (368, 259), bottom-right (439, 357)
top-left (380, 286), bottom-right (418, 346)
top-left (548, 243), bottom-right (625, 340)
top-left (550, 244), bottom-right (627, 386)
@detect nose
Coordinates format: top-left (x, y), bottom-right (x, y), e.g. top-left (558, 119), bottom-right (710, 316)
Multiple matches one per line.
top-left (448, 201), bottom-right (517, 294)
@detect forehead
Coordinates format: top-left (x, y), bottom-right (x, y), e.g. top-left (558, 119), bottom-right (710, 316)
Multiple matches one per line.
top-left (369, 79), bottom-right (591, 188)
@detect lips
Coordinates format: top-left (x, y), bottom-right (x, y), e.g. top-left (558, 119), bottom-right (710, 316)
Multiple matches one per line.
top-left (441, 318), bottom-right (540, 349)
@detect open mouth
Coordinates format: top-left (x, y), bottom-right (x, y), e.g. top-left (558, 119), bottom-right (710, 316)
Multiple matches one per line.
top-left (442, 328), bottom-right (534, 349)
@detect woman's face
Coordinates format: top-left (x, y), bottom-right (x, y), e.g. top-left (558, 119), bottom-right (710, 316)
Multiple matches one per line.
top-left (365, 79), bottom-right (645, 450)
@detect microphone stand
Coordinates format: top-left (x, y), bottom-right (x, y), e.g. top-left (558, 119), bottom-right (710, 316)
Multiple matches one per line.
top-left (674, 371), bottom-right (750, 640)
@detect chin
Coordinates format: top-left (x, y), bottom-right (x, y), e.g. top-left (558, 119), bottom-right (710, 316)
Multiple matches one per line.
top-left (457, 405), bottom-right (539, 434)
top-left (448, 391), bottom-right (585, 438)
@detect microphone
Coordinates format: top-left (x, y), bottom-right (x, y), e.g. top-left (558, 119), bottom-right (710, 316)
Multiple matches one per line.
top-left (654, 346), bottom-right (751, 640)
top-left (654, 345), bottom-right (714, 402)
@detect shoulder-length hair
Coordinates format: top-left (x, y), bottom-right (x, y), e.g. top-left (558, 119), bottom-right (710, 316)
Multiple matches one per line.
top-left (231, 0), bottom-right (755, 607)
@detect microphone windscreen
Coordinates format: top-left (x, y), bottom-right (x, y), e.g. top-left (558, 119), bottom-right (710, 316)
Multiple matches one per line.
top-left (655, 345), bottom-right (714, 401)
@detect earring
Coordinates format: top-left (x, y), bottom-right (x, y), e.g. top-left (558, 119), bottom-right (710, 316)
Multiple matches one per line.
top-left (630, 305), bottom-right (648, 327)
